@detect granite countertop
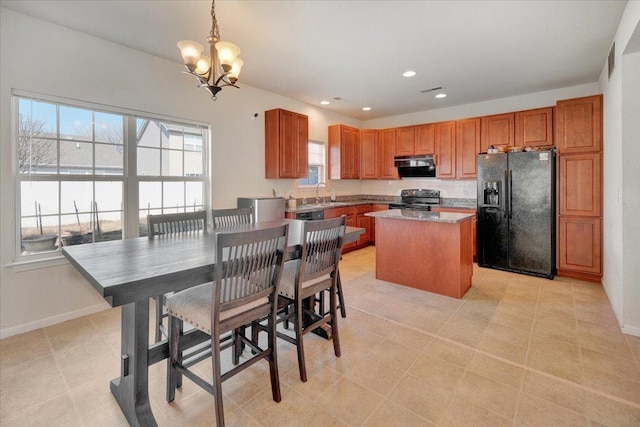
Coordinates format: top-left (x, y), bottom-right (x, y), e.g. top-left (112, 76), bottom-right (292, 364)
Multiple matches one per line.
top-left (365, 209), bottom-right (475, 224)
top-left (285, 196), bottom-right (477, 213)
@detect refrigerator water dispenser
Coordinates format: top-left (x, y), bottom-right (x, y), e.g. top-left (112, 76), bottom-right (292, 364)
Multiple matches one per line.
top-left (483, 181), bottom-right (501, 206)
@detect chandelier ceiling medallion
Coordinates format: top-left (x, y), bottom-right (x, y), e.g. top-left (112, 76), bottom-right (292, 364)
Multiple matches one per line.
top-left (177, 0), bottom-right (243, 100)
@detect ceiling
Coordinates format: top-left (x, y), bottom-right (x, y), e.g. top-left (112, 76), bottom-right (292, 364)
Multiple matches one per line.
top-left (1, 0), bottom-right (628, 120)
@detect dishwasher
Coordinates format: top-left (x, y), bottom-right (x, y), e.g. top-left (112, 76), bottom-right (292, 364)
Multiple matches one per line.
top-left (295, 210), bottom-right (324, 221)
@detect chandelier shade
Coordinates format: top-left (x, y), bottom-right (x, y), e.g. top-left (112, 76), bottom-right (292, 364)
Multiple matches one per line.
top-left (177, 0), bottom-right (242, 100)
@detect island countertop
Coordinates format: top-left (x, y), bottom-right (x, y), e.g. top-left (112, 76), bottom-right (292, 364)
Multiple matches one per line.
top-left (365, 209), bottom-right (474, 224)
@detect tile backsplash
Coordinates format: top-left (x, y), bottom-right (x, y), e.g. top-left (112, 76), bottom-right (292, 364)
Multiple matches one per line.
top-left (360, 178), bottom-right (477, 200)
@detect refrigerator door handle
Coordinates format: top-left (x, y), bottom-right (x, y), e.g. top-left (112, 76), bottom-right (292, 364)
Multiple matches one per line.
top-left (504, 170), bottom-right (509, 218)
top-left (508, 169), bottom-right (513, 219)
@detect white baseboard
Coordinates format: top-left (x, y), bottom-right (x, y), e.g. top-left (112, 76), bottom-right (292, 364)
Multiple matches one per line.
top-left (622, 324), bottom-right (640, 337)
top-left (0, 303), bottom-right (110, 339)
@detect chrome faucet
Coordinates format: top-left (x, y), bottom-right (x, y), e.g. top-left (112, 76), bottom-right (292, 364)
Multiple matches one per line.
top-left (316, 182), bottom-right (329, 204)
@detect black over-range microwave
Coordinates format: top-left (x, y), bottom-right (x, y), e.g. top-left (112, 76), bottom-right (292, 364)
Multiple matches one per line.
top-left (394, 155), bottom-right (436, 178)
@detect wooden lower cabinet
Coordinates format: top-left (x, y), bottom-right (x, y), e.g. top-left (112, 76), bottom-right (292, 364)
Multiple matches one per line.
top-left (431, 207), bottom-right (477, 261)
top-left (324, 204), bottom-right (375, 252)
top-left (558, 216), bottom-right (602, 281)
top-left (324, 206), bottom-right (357, 252)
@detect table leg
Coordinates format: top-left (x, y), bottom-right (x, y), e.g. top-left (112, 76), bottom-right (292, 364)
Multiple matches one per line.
top-left (110, 300), bottom-right (158, 427)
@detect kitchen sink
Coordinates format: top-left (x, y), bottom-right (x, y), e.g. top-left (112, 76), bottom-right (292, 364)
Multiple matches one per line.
top-left (300, 202), bottom-right (348, 208)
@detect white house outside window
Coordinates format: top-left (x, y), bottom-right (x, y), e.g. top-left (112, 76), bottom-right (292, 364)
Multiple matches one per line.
top-left (15, 93), bottom-right (209, 257)
top-left (299, 140), bottom-right (325, 186)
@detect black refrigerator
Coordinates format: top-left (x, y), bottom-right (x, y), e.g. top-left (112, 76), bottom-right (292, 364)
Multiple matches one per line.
top-left (477, 150), bottom-right (556, 279)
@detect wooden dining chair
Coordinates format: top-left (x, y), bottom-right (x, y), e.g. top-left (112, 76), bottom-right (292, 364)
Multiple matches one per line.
top-left (211, 207), bottom-right (253, 229)
top-left (165, 224), bottom-right (288, 427)
top-left (258, 216), bottom-right (346, 382)
top-left (147, 210), bottom-right (208, 342)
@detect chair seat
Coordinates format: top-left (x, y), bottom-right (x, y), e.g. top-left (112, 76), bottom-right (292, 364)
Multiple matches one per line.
top-left (277, 260), bottom-right (331, 299)
top-left (167, 283), bottom-right (268, 335)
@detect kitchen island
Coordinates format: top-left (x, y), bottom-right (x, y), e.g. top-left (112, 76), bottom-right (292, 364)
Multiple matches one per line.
top-left (365, 209), bottom-right (475, 299)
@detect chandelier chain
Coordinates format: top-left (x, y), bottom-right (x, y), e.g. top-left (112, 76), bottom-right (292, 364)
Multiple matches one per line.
top-left (210, 0), bottom-right (220, 41)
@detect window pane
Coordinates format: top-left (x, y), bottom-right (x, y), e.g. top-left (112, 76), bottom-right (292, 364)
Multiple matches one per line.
top-left (184, 151), bottom-right (202, 176)
top-left (94, 210), bottom-right (122, 242)
top-left (60, 213), bottom-right (91, 246)
top-left (60, 141), bottom-right (93, 173)
top-left (163, 182), bottom-right (184, 212)
top-left (95, 144), bottom-right (123, 175)
top-left (185, 182), bottom-right (203, 209)
top-left (184, 133), bottom-right (203, 152)
top-left (139, 181), bottom-right (162, 210)
top-left (95, 112), bottom-right (123, 144)
top-left (60, 106), bottom-right (92, 141)
top-left (137, 119), bottom-right (161, 148)
top-left (21, 181), bottom-right (58, 216)
top-left (18, 99), bottom-right (56, 137)
top-left (163, 126), bottom-right (183, 150)
top-left (161, 149), bottom-right (183, 176)
top-left (61, 181), bottom-right (92, 215)
top-left (138, 147), bottom-right (160, 176)
top-left (95, 181), bottom-right (123, 212)
top-left (21, 217), bottom-right (59, 253)
top-left (139, 208), bottom-right (163, 237)
top-left (18, 138), bottom-right (57, 174)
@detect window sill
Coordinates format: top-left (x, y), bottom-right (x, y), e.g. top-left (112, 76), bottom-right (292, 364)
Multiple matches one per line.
top-left (5, 254), bottom-right (68, 272)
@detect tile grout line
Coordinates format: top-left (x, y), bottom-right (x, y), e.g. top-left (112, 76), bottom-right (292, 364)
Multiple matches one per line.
top-left (347, 304), bottom-right (640, 411)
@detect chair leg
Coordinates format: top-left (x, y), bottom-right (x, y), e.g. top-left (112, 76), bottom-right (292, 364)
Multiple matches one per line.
top-left (330, 284), bottom-right (342, 358)
top-left (294, 298), bottom-right (307, 382)
top-left (336, 269), bottom-right (347, 318)
top-left (154, 294), bottom-right (164, 342)
top-left (166, 315), bottom-right (182, 402)
top-left (267, 310), bottom-right (282, 402)
top-left (212, 333), bottom-right (225, 427)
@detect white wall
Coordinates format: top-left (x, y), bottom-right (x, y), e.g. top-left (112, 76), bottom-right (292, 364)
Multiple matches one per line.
top-left (0, 8), bottom-right (361, 337)
top-left (598, 0), bottom-right (640, 336)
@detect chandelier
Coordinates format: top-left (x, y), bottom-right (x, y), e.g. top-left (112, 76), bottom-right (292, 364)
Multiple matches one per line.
top-left (177, 0), bottom-right (243, 100)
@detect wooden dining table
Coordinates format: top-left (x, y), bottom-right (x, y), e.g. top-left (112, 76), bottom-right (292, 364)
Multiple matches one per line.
top-left (62, 219), bottom-right (364, 427)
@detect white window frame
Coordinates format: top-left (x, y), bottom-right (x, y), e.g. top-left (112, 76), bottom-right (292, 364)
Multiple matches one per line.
top-left (298, 140), bottom-right (326, 188)
top-left (12, 90), bottom-right (211, 262)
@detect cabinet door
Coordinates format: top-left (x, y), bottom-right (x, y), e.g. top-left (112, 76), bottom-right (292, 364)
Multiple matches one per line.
top-left (456, 118), bottom-right (481, 178)
top-left (559, 153), bottom-right (602, 217)
top-left (378, 128), bottom-right (398, 179)
top-left (370, 204), bottom-right (388, 242)
top-left (481, 113), bottom-right (515, 152)
top-left (360, 129), bottom-right (379, 179)
top-left (279, 110), bottom-right (307, 178)
top-left (345, 126), bottom-right (361, 179)
top-left (515, 107), bottom-right (553, 147)
top-left (356, 214), bottom-right (372, 245)
top-left (396, 126), bottom-right (416, 156)
top-left (555, 95), bottom-right (602, 154)
top-left (265, 109), bottom-right (308, 178)
top-left (415, 123), bottom-right (436, 155)
top-left (558, 216), bottom-right (602, 275)
top-left (435, 121), bottom-right (456, 179)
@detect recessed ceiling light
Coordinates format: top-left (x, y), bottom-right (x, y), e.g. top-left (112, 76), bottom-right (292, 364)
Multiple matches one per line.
top-left (402, 70), bottom-right (417, 78)
top-left (320, 100), bottom-right (330, 105)
top-left (435, 93), bottom-right (447, 99)
top-left (362, 107), bottom-right (372, 111)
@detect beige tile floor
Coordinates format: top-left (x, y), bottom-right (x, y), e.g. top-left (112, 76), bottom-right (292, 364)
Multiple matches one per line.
top-left (1, 246), bottom-right (640, 426)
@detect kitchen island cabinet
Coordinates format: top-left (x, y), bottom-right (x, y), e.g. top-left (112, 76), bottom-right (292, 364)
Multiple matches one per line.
top-left (366, 209), bottom-right (474, 298)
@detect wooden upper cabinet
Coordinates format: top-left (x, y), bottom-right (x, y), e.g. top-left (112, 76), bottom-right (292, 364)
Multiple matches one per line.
top-left (435, 121), bottom-right (457, 179)
top-left (379, 128), bottom-right (398, 180)
top-left (360, 129), bottom-right (379, 179)
top-left (559, 153), bottom-right (602, 217)
top-left (265, 108), bottom-right (308, 178)
top-left (515, 107), bottom-right (554, 147)
top-left (415, 123), bottom-right (436, 155)
top-left (328, 124), bottom-right (360, 179)
top-left (456, 118), bottom-right (481, 179)
top-left (481, 113), bottom-right (515, 152)
top-left (396, 126), bottom-right (416, 156)
top-left (555, 94), bottom-right (602, 154)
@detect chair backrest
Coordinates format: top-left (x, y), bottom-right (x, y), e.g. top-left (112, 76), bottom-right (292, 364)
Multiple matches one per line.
top-left (147, 211), bottom-right (207, 238)
top-left (213, 224), bottom-right (288, 331)
top-left (299, 216), bottom-right (347, 282)
top-left (211, 207), bottom-right (254, 230)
